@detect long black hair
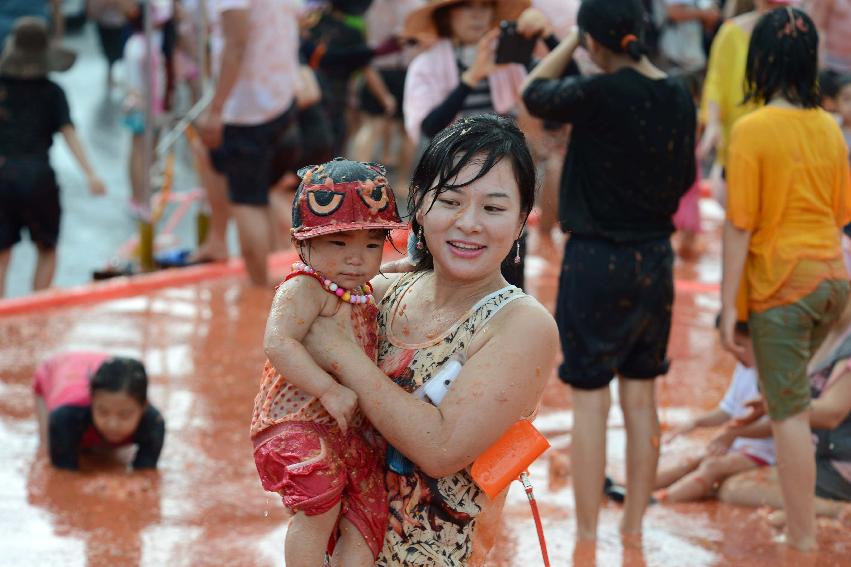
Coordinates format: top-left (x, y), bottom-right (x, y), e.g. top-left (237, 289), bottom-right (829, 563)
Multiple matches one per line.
top-left (743, 7), bottom-right (820, 108)
top-left (408, 114), bottom-right (536, 272)
top-left (91, 357), bottom-right (148, 406)
top-left (577, 0), bottom-right (648, 62)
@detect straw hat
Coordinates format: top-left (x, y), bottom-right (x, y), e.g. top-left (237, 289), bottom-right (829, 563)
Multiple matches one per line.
top-left (0, 17), bottom-right (75, 79)
top-left (404, 0), bottom-right (531, 39)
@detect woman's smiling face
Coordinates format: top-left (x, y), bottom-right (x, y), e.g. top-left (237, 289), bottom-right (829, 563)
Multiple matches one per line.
top-left (419, 157), bottom-right (524, 282)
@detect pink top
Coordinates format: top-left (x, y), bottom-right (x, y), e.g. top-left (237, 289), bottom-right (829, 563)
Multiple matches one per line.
top-left (402, 38), bottom-right (527, 144)
top-left (209, 0), bottom-right (300, 125)
top-left (32, 352), bottom-right (109, 410)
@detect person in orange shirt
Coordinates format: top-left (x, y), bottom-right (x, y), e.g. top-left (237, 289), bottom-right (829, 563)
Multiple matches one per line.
top-left (720, 7), bottom-right (851, 551)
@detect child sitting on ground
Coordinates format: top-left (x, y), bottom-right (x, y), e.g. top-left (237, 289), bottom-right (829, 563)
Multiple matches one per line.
top-left (656, 322), bottom-right (775, 502)
top-left (0, 17), bottom-right (106, 297)
top-left (250, 158), bottom-right (405, 566)
top-left (34, 352), bottom-right (165, 470)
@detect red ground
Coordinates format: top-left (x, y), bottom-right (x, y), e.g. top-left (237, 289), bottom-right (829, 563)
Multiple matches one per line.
top-left (1, 201), bottom-right (848, 566)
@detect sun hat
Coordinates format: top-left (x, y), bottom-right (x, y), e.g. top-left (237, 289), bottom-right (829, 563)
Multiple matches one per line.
top-left (291, 157), bottom-right (407, 240)
top-left (0, 17), bottom-right (75, 79)
top-left (403, 0), bottom-right (531, 39)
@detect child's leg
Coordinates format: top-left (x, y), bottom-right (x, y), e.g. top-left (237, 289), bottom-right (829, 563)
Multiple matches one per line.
top-left (33, 246), bottom-right (57, 291)
top-left (661, 453), bottom-right (757, 503)
top-left (129, 133), bottom-right (146, 206)
top-left (571, 385), bottom-right (611, 540)
top-left (285, 502), bottom-right (341, 567)
top-left (619, 378), bottom-right (660, 534)
top-left (330, 518), bottom-right (375, 567)
top-left (0, 247), bottom-right (10, 297)
top-left (655, 452), bottom-right (703, 489)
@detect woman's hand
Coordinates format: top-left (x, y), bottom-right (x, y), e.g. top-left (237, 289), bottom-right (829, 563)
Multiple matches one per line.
top-left (516, 7), bottom-right (550, 38)
top-left (461, 28), bottom-right (500, 87)
top-left (302, 304), bottom-right (360, 373)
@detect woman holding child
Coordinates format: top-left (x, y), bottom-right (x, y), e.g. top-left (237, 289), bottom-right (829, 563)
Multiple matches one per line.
top-left (297, 114), bottom-right (559, 565)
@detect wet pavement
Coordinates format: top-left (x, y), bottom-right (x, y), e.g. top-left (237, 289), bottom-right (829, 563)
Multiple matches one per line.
top-left (4, 23), bottom-right (205, 298)
top-left (1, 196), bottom-right (850, 566)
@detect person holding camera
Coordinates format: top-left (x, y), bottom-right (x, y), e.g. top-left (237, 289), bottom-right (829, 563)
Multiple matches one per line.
top-left (402, 0), bottom-right (544, 288)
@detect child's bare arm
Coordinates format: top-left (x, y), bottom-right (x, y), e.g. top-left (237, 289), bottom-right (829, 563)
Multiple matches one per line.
top-left (695, 408), bottom-right (731, 428)
top-left (665, 408), bottom-right (731, 443)
top-left (60, 125), bottom-right (105, 196)
top-left (263, 277), bottom-right (357, 430)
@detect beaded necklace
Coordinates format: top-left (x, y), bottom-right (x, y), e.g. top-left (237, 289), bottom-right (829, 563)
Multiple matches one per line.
top-left (292, 262), bottom-right (374, 305)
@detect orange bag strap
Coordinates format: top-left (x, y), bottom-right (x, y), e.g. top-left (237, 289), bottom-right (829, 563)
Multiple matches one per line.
top-left (519, 471), bottom-right (550, 567)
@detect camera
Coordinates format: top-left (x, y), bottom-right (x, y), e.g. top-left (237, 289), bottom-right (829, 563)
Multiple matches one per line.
top-left (495, 20), bottom-right (537, 66)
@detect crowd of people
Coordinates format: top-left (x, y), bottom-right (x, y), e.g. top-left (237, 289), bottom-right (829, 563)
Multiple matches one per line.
top-left (4, 0), bottom-right (851, 564)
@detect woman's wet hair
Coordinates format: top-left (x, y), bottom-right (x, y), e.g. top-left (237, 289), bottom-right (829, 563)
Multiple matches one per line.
top-left (408, 113), bottom-right (536, 271)
top-left (743, 7), bottom-right (820, 108)
top-left (577, 0), bottom-right (647, 62)
top-left (90, 357), bottom-right (148, 406)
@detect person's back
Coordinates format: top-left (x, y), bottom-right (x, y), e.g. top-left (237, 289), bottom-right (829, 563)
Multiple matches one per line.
top-left (728, 106), bottom-right (850, 311)
top-left (559, 69), bottom-right (696, 241)
top-left (209, 0), bottom-right (299, 126)
top-left (0, 76), bottom-right (69, 159)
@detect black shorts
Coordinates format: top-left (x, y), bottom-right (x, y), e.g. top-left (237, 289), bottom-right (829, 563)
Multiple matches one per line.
top-left (359, 68), bottom-right (406, 119)
top-left (0, 158), bottom-right (61, 251)
top-left (556, 235), bottom-right (674, 390)
top-left (210, 105), bottom-right (296, 206)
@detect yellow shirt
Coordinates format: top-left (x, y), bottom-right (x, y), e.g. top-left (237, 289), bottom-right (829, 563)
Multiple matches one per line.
top-left (700, 21), bottom-right (759, 167)
top-left (727, 106), bottom-right (851, 313)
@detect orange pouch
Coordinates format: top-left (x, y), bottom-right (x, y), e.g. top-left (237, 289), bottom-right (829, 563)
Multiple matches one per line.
top-left (471, 420), bottom-right (550, 499)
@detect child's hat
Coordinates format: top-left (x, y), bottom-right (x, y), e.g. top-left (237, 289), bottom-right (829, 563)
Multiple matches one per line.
top-left (291, 157), bottom-right (407, 240)
top-left (0, 17), bottom-right (75, 79)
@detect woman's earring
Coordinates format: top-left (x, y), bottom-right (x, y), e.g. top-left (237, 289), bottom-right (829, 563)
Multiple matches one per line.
top-left (513, 240), bottom-right (521, 265)
top-left (416, 226), bottom-right (424, 250)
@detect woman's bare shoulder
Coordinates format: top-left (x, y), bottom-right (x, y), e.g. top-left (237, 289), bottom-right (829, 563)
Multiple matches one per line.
top-left (470, 295), bottom-right (558, 356)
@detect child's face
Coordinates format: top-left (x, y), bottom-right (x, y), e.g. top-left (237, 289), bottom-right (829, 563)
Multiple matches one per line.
top-left (735, 331), bottom-right (755, 368)
top-left (837, 84), bottom-right (851, 124)
top-left (91, 391), bottom-right (145, 443)
top-left (301, 230), bottom-right (386, 289)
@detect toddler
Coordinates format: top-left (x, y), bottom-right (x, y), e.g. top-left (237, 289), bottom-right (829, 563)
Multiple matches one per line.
top-left (251, 158), bottom-right (405, 566)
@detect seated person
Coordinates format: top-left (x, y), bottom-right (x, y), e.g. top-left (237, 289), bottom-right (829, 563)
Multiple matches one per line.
top-left (33, 352), bottom-right (165, 470)
top-left (655, 322), bottom-right (775, 502)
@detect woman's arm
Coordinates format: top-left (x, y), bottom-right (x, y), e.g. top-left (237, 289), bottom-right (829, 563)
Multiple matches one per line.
top-left (521, 27), bottom-right (578, 91)
top-left (419, 29), bottom-right (500, 138)
top-left (810, 361), bottom-right (851, 430)
top-left (521, 30), bottom-right (594, 125)
top-left (305, 300), bottom-right (559, 478)
top-left (264, 277), bottom-right (358, 431)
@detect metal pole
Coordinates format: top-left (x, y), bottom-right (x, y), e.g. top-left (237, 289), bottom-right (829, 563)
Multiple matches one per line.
top-left (138, 0), bottom-right (156, 272)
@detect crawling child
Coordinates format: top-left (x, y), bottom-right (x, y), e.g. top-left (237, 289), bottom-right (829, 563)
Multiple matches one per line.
top-left (250, 158), bottom-right (405, 566)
